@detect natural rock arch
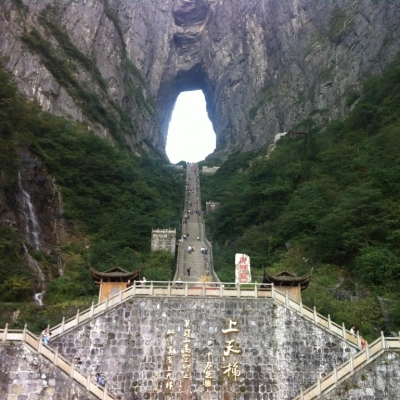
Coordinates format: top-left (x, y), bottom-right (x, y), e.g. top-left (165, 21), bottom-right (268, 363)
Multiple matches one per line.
top-left (157, 63), bottom-right (217, 153)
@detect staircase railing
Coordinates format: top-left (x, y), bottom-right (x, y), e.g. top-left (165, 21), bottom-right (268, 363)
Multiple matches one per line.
top-left (294, 332), bottom-right (400, 400)
top-left (49, 282), bottom-right (272, 336)
top-left (0, 325), bottom-right (117, 400)
top-left (270, 286), bottom-right (359, 346)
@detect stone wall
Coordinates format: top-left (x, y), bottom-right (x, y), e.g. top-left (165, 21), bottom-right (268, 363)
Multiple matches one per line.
top-left (205, 201), bottom-right (220, 213)
top-left (0, 342), bottom-right (94, 400)
top-left (51, 297), bottom-right (358, 400)
top-left (151, 229), bottom-right (177, 256)
top-left (321, 350), bottom-right (400, 400)
top-left (202, 167), bottom-right (220, 176)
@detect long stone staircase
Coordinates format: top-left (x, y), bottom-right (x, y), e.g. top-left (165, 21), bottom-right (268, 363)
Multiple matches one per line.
top-left (174, 163), bottom-right (218, 283)
top-left (1, 163), bottom-right (400, 399)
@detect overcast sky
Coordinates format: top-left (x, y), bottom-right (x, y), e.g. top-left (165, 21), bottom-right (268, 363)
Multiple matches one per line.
top-left (166, 90), bottom-right (216, 164)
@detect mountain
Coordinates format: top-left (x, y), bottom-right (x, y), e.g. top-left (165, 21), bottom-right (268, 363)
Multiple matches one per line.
top-left (1, 0), bottom-right (400, 332)
top-left (1, 0), bottom-right (400, 158)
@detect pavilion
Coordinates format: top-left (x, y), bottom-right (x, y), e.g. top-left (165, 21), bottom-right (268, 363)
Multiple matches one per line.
top-left (91, 266), bottom-right (140, 302)
top-left (263, 269), bottom-right (313, 302)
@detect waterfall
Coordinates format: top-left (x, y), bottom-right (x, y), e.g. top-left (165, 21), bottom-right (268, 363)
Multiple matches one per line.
top-left (18, 172), bottom-right (41, 250)
top-left (53, 180), bottom-right (64, 245)
top-left (57, 256), bottom-right (64, 277)
top-left (23, 243), bottom-right (45, 306)
top-left (57, 185), bottom-right (64, 233)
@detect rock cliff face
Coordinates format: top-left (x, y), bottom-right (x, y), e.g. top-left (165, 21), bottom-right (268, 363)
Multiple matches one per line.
top-left (1, 0), bottom-right (400, 159)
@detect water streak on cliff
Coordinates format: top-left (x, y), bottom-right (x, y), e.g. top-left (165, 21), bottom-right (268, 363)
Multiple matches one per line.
top-left (57, 256), bottom-right (63, 277)
top-left (22, 243), bottom-right (45, 306)
top-left (19, 172), bottom-right (41, 250)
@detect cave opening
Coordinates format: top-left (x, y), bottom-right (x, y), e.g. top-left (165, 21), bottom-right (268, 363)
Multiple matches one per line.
top-left (166, 90), bottom-right (216, 164)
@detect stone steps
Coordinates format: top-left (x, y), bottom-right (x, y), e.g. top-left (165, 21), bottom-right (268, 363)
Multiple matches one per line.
top-left (0, 325), bottom-right (117, 400)
top-left (175, 164), bottom-right (216, 282)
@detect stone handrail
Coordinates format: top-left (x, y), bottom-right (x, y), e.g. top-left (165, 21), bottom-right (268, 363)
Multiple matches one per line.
top-left (174, 236), bottom-right (182, 281)
top-left (49, 282), bottom-right (272, 336)
top-left (0, 325), bottom-right (117, 400)
top-left (46, 281), bottom-right (359, 350)
top-left (270, 287), bottom-right (359, 346)
top-left (204, 235), bottom-right (219, 282)
top-left (294, 332), bottom-right (400, 400)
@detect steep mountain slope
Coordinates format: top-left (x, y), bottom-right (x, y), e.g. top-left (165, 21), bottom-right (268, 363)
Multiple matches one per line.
top-left (1, 0), bottom-right (400, 158)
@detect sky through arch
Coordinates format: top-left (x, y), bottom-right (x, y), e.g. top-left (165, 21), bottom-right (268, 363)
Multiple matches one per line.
top-left (166, 90), bottom-right (216, 164)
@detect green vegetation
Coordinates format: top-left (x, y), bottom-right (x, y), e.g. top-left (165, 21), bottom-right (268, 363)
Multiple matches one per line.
top-left (249, 83), bottom-right (275, 120)
top-left (0, 63), bottom-right (182, 331)
top-left (306, 32), bottom-right (326, 57)
top-left (11, 0), bottom-right (27, 13)
top-left (346, 86), bottom-right (361, 107)
top-left (38, 6), bottom-right (107, 91)
top-left (102, 0), bottom-right (127, 56)
top-left (328, 6), bottom-right (353, 40)
top-left (202, 53), bottom-right (400, 339)
top-left (0, 226), bottom-right (32, 302)
top-left (21, 28), bottom-right (128, 146)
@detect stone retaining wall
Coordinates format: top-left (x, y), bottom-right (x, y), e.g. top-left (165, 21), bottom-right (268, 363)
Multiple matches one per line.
top-left (51, 297), bottom-right (358, 399)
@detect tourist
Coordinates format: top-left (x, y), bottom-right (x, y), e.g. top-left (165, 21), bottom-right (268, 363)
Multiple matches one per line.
top-left (126, 279), bottom-right (133, 288)
top-left (350, 326), bottom-right (356, 337)
top-left (42, 328), bottom-right (51, 345)
top-left (187, 267), bottom-right (191, 276)
top-left (96, 373), bottom-right (105, 387)
top-left (76, 357), bottom-right (83, 370)
top-left (360, 336), bottom-right (367, 349)
top-left (141, 277), bottom-right (146, 286)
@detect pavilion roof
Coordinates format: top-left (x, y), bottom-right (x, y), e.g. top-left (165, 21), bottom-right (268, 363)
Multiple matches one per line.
top-left (90, 266), bottom-right (140, 285)
top-left (263, 268), bottom-right (313, 290)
